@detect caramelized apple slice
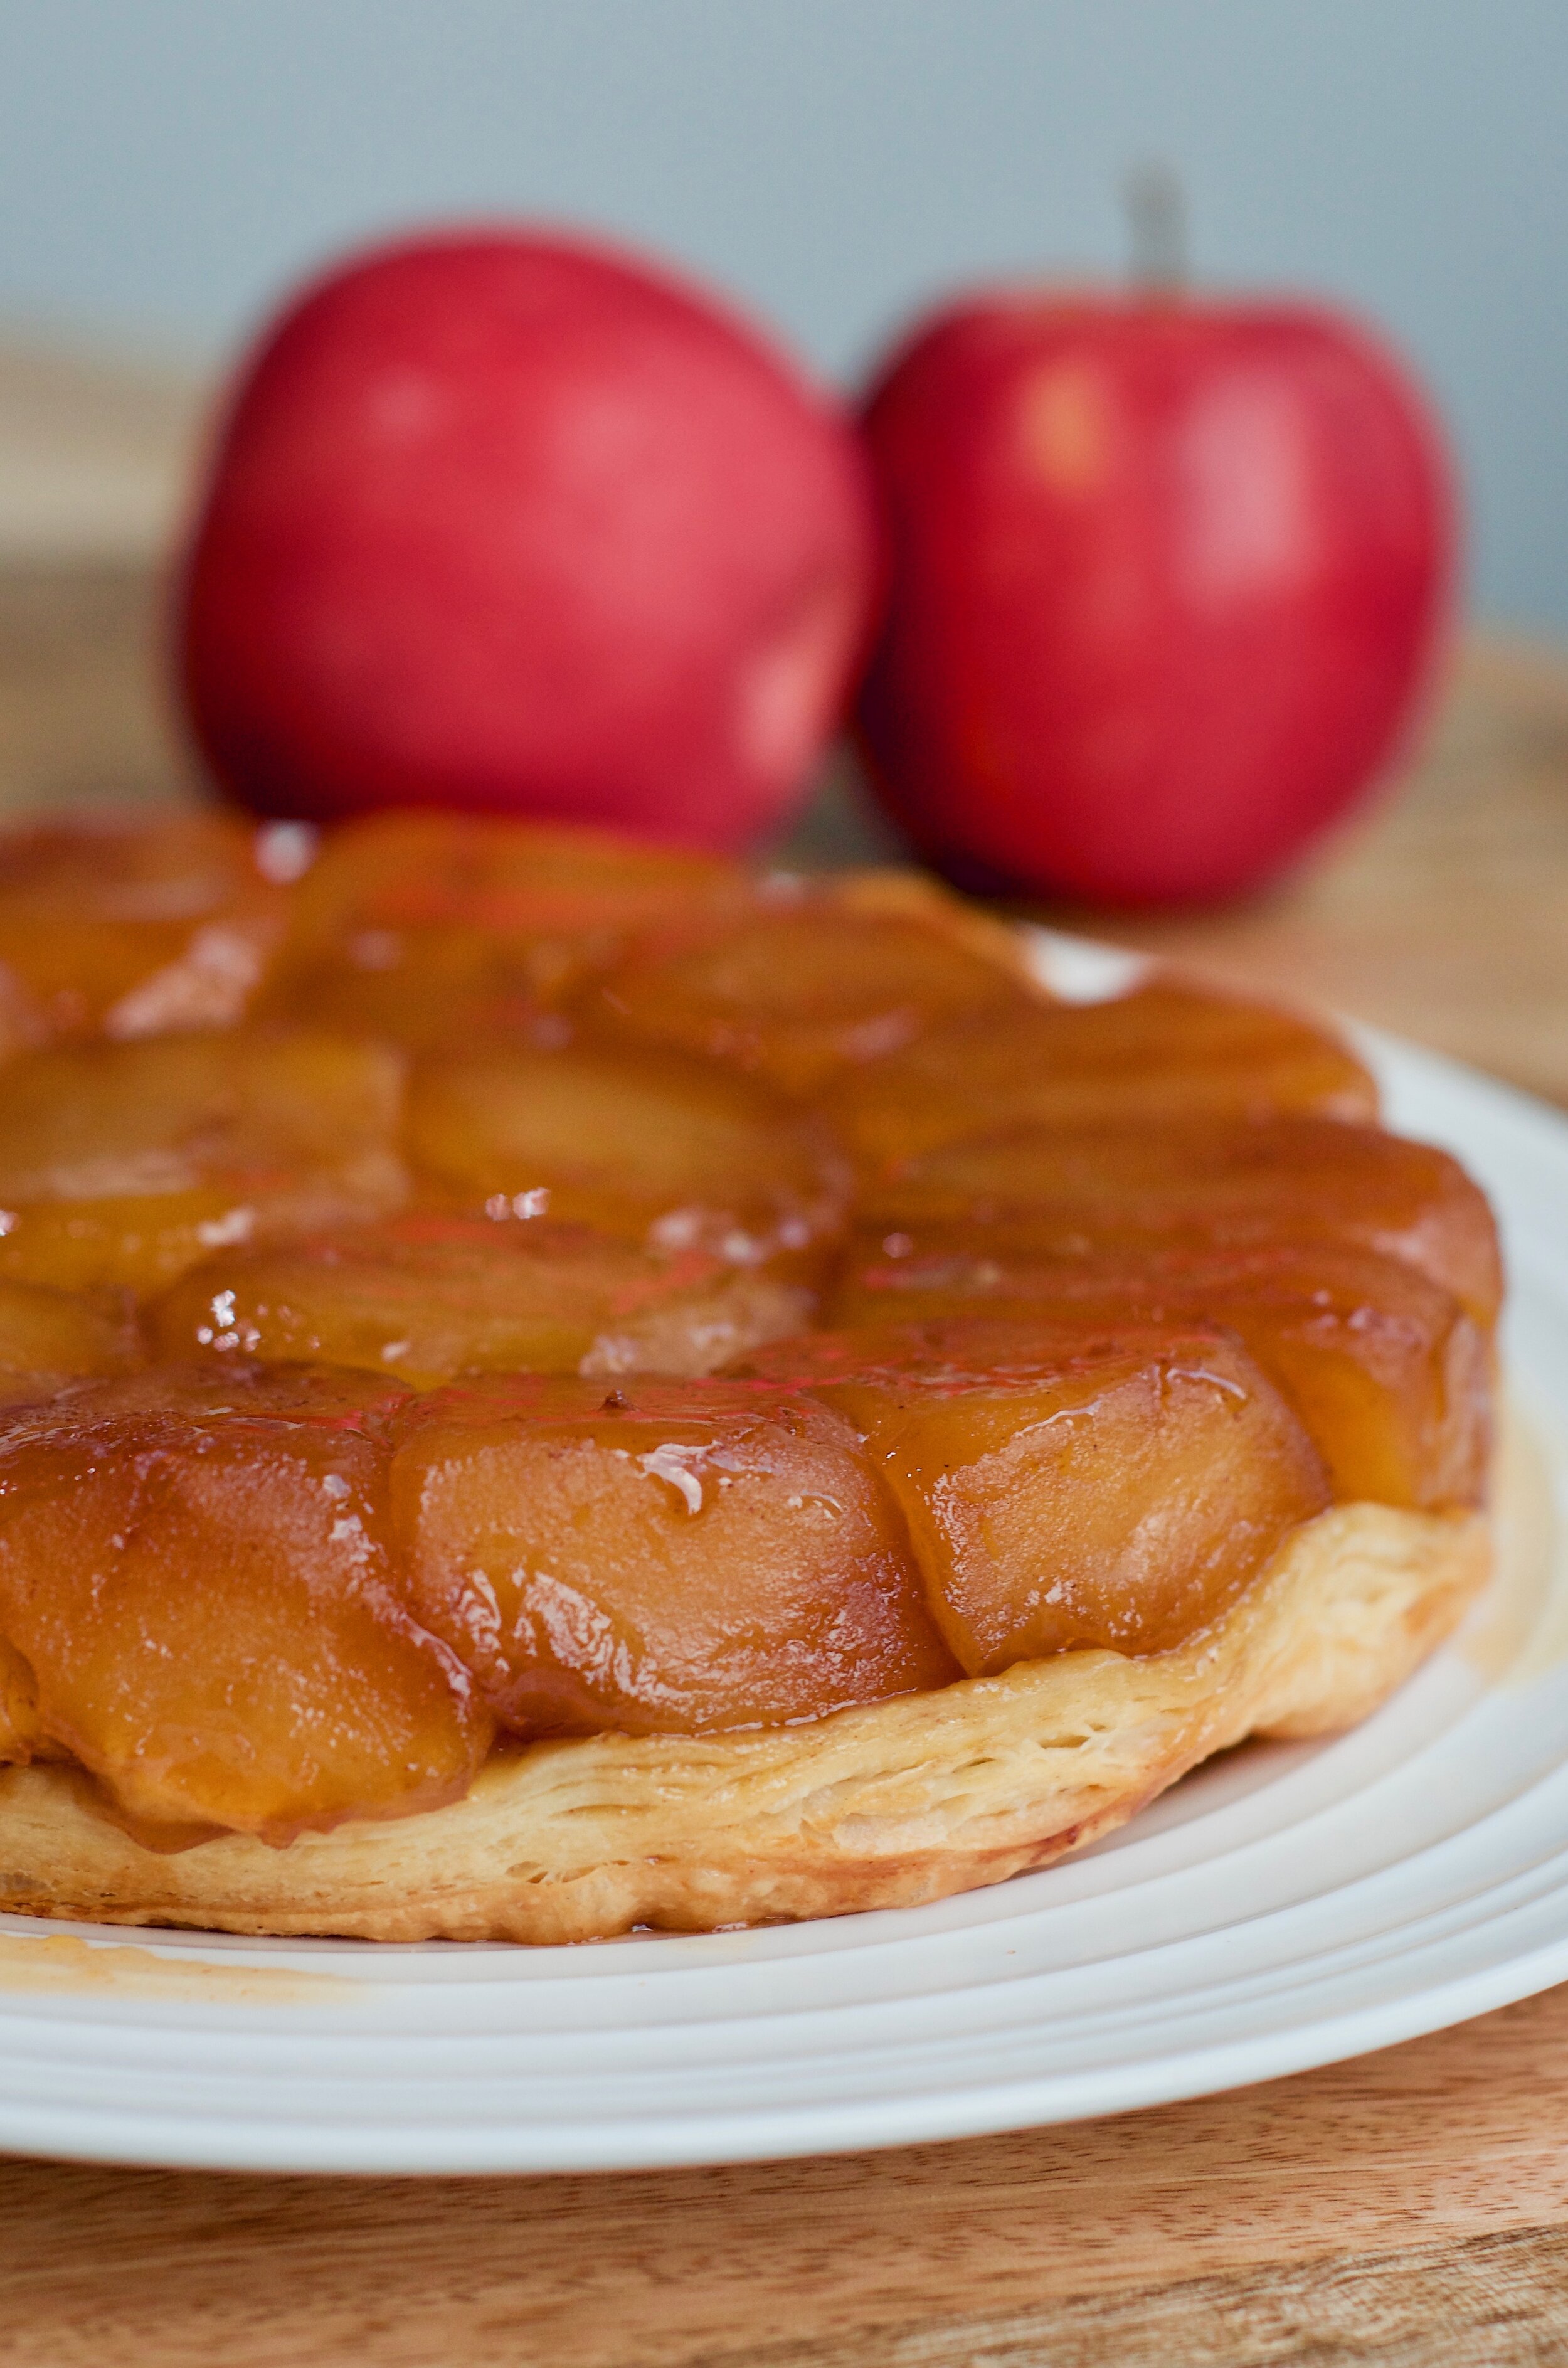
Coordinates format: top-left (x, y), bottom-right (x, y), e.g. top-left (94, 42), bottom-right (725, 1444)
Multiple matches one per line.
top-left (0, 1277), bottom-right (142, 1379)
top-left (830, 1234), bottom-right (1488, 1512)
top-left (0, 1633), bottom-right (46, 1762)
top-left (736, 1319), bottom-right (1329, 1669)
top-left (823, 982), bottom-right (1379, 1172)
top-left (0, 1027), bottom-right (406, 1293)
top-left (61, 1357), bottom-right (417, 1433)
top-left (862, 1116), bottom-right (1501, 1329)
top-left (151, 1213), bottom-right (815, 1389)
top-left (264, 810), bottom-right (744, 1046)
top-left (407, 1038), bottom-right (845, 1255)
top-left (391, 1374), bottom-right (958, 1734)
top-left (0, 1364), bottom-right (485, 1839)
top-left (0, 807), bottom-right (294, 1054)
top-left (589, 901), bottom-right (1030, 1095)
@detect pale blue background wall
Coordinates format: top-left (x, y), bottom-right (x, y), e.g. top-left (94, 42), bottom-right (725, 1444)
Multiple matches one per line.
top-left (2, 1), bottom-right (1565, 622)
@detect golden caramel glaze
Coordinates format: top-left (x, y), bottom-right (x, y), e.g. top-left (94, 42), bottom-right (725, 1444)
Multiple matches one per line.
top-left (0, 1027), bottom-right (407, 1294)
top-left (585, 892), bottom-right (1037, 1096)
top-left (260, 809), bottom-right (747, 1048)
top-left (0, 812), bottom-right (1506, 1895)
top-left (0, 1498), bottom-right (1486, 1941)
top-left (149, 1211), bottom-right (816, 1389)
top-left (57, 1356), bottom-right (416, 1429)
top-left (0, 1632), bottom-right (49, 1761)
top-left (0, 808), bottom-right (294, 1054)
top-left (0, 1363), bottom-right (487, 1841)
top-left (822, 981), bottom-right (1380, 1172)
top-left (391, 1374), bottom-right (959, 1736)
top-left (859, 1115), bottom-right (1502, 1329)
top-left (406, 1034), bottom-right (848, 1256)
top-left (729, 1319), bottom-right (1330, 1670)
top-left (830, 1237), bottom-right (1490, 1512)
top-left (0, 1276), bottom-right (143, 1379)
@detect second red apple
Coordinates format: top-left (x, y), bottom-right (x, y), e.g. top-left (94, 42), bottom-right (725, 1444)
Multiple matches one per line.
top-left (857, 292), bottom-right (1453, 905)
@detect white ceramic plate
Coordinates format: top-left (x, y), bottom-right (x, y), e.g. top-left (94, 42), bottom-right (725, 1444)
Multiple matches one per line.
top-left (1, 989), bottom-right (1566, 2174)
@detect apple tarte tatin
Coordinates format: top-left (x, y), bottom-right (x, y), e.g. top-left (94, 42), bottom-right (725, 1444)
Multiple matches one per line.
top-left (0, 809), bottom-right (1496, 1941)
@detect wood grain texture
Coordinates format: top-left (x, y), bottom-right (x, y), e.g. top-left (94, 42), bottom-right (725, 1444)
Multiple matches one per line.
top-left (0, 561), bottom-right (196, 816)
top-left (0, 341), bottom-right (204, 566)
top-left (3, 555), bottom-right (1568, 2365)
top-left (7, 1987), bottom-right (1568, 2366)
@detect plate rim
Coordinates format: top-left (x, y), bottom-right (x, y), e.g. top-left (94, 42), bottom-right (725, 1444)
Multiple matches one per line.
top-left (0, 1015), bottom-right (1565, 2174)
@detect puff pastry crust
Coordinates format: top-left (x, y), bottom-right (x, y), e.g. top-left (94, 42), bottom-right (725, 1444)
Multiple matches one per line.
top-left (0, 1498), bottom-right (1487, 1943)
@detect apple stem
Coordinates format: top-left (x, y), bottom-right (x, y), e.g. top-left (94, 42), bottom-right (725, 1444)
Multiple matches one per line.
top-left (1125, 162), bottom-right (1187, 294)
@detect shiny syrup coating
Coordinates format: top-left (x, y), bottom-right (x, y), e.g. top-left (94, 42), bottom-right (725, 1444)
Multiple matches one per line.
top-left (822, 982), bottom-right (1379, 1172)
top-left (0, 808), bottom-right (291, 1053)
top-left (0, 1364), bottom-right (486, 1840)
top-left (0, 1026), bottom-right (406, 1294)
top-left (830, 1236), bottom-right (1490, 1512)
top-left (406, 1034), bottom-right (847, 1256)
top-left (391, 1373), bottom-right (958, 1735)
top-left (859, 1115), bottom-right (1502, 1329)
top-left (587, 898), bottom-right (1032, 1096)
top-left (262, 810), bottom-right (746, 1049)
top-left (150, 1211), bottom-right (814, 1389)
top-left (0, 1632), bottom-right (46, 1763)
top-left (734, 1317), bottom-right (1330, 1669)
top-left (0, 1276), bottom-right (143, 1381)
top-left (0, 813), bottom-right (1501, 1839)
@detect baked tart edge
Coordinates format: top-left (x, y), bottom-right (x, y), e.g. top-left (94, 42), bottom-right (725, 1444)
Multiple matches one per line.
top-left (0, 1497), bottom-right (1490, 1945)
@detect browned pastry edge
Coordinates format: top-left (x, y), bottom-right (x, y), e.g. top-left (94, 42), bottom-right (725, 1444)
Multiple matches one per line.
top-left (0, 1500), bottom-right (1488, 1944)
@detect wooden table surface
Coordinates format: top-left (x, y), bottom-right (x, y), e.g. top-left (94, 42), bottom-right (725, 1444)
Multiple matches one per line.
top-left (4, 563), bottom-right (1568, 2366)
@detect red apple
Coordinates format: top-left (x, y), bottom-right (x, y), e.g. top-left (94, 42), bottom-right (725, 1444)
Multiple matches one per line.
top-left (856, 292), bottom-right (1453, 905)
top-left (177, 229), bottom-right (879, 849)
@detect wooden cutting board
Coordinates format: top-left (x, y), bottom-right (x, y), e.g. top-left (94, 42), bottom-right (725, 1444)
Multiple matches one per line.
top-left (3, 1985), bottom-right (1568, 2367)
top-left (4, 566), bottom-right (1568, 2365)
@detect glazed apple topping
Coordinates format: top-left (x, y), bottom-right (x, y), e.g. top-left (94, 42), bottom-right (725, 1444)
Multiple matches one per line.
top-left (0, 1632), bottom-right (46, 1765)
top-left (0, 1027), bottom-right (408, 1293)
top-left (406, 1035), bottom-right (847, 1258)
top-left (824, 981), bottom-right (1379, 1172)
top-left (0, 811), bottom-right (1501, 1842)
top-left (391, 1374), bottom-right (959, 1736)
top-left (0, 809), bottom-right (291, 1054)
top-left (263, 810), bottom-right (748, 1048)
top-left (832, 1238), bottom-right (1489, 1512)
top-left (0, 1364), bottom-right (487, 1841)
top-left (150, 1212), bottom-right (815, 1389)
top-left (587, 898), bottom-right (1033, 1096)
top-left (0, 1276), bottom-right (143, 1381)
top-left (859, 1115), bottom-right (1502, 1327)
top-left (734, 1319), bottom-right (1331, 1667)
top-left (51, 1355), bottom-right (419, 1434)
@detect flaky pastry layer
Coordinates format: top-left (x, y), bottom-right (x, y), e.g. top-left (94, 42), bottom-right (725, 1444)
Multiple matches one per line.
top-left (0, 1499), bottom-right (1488, 1944)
